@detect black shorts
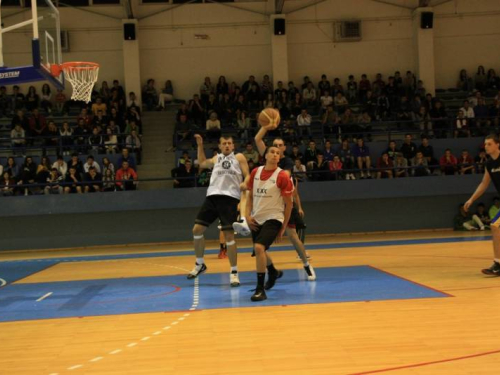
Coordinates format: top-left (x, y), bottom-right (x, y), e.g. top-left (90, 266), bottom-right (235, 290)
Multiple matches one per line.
top-left (195, 195), bottom-right (240, 231)
top-left (288, 205), bottom-right (306, 229)
top-left (251, 220), bottom-right (283, 250)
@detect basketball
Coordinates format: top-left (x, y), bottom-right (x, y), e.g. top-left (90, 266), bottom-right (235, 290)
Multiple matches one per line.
top-left (258, 108), bottom-right (280, 129)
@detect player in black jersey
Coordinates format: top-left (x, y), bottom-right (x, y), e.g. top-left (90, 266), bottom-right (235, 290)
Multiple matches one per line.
top-left (465, 134), bottom-right (500, 276)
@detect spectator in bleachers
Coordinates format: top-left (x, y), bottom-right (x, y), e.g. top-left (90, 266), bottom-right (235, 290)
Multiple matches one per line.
top-left (175, 114), bottom-right (192, 147)
top-left (332, 78), bottom-right (343, 96)
top-left (418, 136), bottom-right (436, 168)
top-left (396, 96), bottom-right (412, 123)
top-left (64, 166), bottom-right (83, 194)
top-left (338, 139), bottom-right (355, 180)
top-left (289, 144), bottom-right (303, 162)
top-left (329, 155), bottom-right (343, 180)
top-left (29, 108), bottom-right (47, 142)
top-left (469, 90), bottom-right (482, 107)
top-left (176, 103), bottom-right (189, 122)
top-left (99, 81), bottom-right (111, 104)
top-left (287, 81), bottom-right (299, 102)
top-left (487, 69), bottom-right (500, 90)
top-left (16, 156), bottom-right (36, 194)
top-left (302, 76), bottom-right (313, 91)
top-left (415, 80), bottom-right (426, 98)
top-left (11, 109), bottom-right (29, 131)
top-left (5, 157), bottom-right (19, 178)
top-left (376, 152), bottom-right (393, 179)
top-left (216, 76), bottom-right (229, 100)
top-left (311, 153), bottom-right (330, 181)
top-left (475, 66), bottom-right (487, 92)
top-left (385, 76), bottom-right (398, 109)
top-left (25, 86), bottom-right (39, 111)
top-left (460, 100), bottom-right (475, 120)
top-left (92, 109), bottom-right (107, 129)
top-left (111, 80), bottom-right (126, 108)
top-left (33, 164), bottom-right (50, 194)
top-left (126, 130), bottom-right (142, 164)
top-left (235, 110), bottom-right (251, 142)
top-left (454, 203), bottom-right (485, 231)
top-left (52, 156), bottom-right (67, 178)
top-left (246, 84), bottom-right (260, 108)
top-left (454, 110), bottom-right (470, 138)
top-left (84, 155), bottom-right (101, 174)
top-left (102, 157), bottom-right (115, 177)
top-left (318, 74), bottom-right (331, 94)
top-left (0, 162), bottom-right (3, 177)
top-left (67, 153), bottom-right (84, 179)
top-left (11, 85), bottom-right (25, 112)
top-left (261, 75), bottom-right (273, 99)
top-left (158, 80), bottom-right (174, 110)
top-left (219, 93), bottom-right (233, 122)
top-left (489, 197), bottom-right (500, 219)
top-left (115, 160), bottom-right (138, 191)
top-left (400, 134), bottom-right (417, 162)
top-left (475, 149), bottom-right (487, 174)
top-left (323, 139), bottom-right (334, 162)
top-left (429, 101), bottom-right (447, 138)
top-left (205, 93), bottom-right (220, 117)
top-left (40, 156), bottom-right (51, 171)
top-left (403, 71), bottom-right (416, 98)
top-left (200, 77), bottom-right (215, 104)
top-left (45, 121), bottom-right (59, 150)
top-left (394, 152), bottom-right (409, 178)
top-left (59, 122), bottom-right (73, 155)
top-left (386, 140), bottom-right (399, 160)
top-left (263, 93), bottom-right (274, 109)
top-left (474, 98), bottom-right (490, 132)
top-left (91, 97), bottom-right (107, 116)
top-left (293, 158), bottom-right (307, 182)
top-left (40, 84), bottom-right (52, 114)
top-left (242, 142), bottom-right (259, 164)
top-left (334, 92), bottom-right (348, 114)
top-left (83, 166), bottom-right (103, 193)
top-left (297, 108), bottom-right (312, 138)
top-left (319, 90), bottom-right (333, 117)
top-left (55, 89), bottom-right (67, 115)
top-left (274, 81), bottom-right (287, 100)
top-left (178, 151), bottom-right (191, 167)
top-left (372, 73), bottom-right (385, 96)
top-left (282, 118), bottom-right (299, 145)
top-left (458, 69), bottom-right (473, 92)
top-left (127, 92), bottom-right (140, 112)
top-left (302, 82), bottom-right (316, 106)
top-left (124, 120), bottom-right (141, 136)
top-left (44, 168), bottom-right (63, 195)
top-left (439, 149), bottom-right (458, 175)
top-left (376, 91), bottom-right (390, 120)
top-left (1, 171), bottom-right (15, 196)
top-left (173, 160), bottom-right (196, 188)
top-left (358, 74), bottom-right (371, 100)
top-left (303, 140), bottom-right (320, 170)
top-left (411, 151), bottom-right (430, 177)
top-left (476, 203), bottom-right (491, 227)
top-left (108, 106), bottom-right (124, 132)
top-left (11, 123), bottom-right (26, 152)
top-left (489, 99), bottom-right (500, 127)
top-left (206, 111), bottom-right (221, 140)
top-left (117, 148), bottom-right (136, 170)
top-left (88, 127), bottom-right (104, 154)
top-left (352, 138), bottom-right (372, 179)
top-left (73, 118), bottom-right (89, 153)
top-left (322, 105), bottom-right (337, 137)
top-left (188, 94), bottom-right (205, 126)
top-left (458, 149), bottom-right (475, 175)
top-left (102, 168), bottom-right (116, 192)
top-left (346, 75), bottom-right (358, 103)
top-left (291, 92), bottom-right (303, 117)
top-left (0, 86), bottom-right (9, 117)
top-left (416, 106), bottom-right (433, 137)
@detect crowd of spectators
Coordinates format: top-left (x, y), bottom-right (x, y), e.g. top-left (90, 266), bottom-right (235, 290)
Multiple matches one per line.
top-left (454, 197), bottom-right (500, 231)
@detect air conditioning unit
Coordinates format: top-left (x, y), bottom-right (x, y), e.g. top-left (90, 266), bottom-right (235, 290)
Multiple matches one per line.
top-left (334, 20), bottom-right (361, 42)
top-left (61, 30), bottom-right (70, 52)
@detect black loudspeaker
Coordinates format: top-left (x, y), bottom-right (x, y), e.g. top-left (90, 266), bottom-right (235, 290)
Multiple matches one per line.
top-left (124, 23), bottom-right (136, 40)
top-left (274, 18), bottom-right (285, 36)
top-left (421, 12), bottom-right (433, 29)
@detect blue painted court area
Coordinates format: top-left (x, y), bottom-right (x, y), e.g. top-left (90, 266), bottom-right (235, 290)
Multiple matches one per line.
top-left (0, 266), bottom-right (448, 323)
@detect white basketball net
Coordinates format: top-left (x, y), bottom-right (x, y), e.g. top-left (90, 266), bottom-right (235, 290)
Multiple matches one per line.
top-left (63, 64), bottom-right (99, 103)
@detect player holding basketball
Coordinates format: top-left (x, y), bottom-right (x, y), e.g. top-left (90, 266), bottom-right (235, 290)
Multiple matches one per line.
top-left (187, 134), bottom-right (250, 287)
top-left (235, 110), bottom-right (316, 280)
top-left (246, 146), bottom-right (294, 301)
top-left (465, 134), bottom-right (500, 276)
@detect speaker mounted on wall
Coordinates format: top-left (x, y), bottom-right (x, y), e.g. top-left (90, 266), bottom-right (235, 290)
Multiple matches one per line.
top-left (274, 18), bottom-right (285, 36)
top-left (420, 12), bottom-right (434, 29)
top-left (124, 23), bottom-right (136, 41)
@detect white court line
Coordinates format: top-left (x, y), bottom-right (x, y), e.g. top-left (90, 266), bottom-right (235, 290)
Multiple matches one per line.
top-left (0, 278), bottom-right (6, 287)
top-left (36, 292), bottom-right (53, 302)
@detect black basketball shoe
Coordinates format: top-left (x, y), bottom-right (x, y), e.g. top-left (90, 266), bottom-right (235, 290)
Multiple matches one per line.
top-left (251, 287), bottom-right (267, 302)
top-left (482, 262), bottom-right (500, 276)
top-left (265, 270), bottom-right (283, 290)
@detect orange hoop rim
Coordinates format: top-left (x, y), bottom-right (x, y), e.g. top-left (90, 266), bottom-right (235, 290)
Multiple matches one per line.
top-left (51, 62), bottom-right (100, 78)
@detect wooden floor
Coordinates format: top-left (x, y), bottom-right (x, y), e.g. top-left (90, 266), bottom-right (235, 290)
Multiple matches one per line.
top-left (1, 230), bottom-right (500, 375)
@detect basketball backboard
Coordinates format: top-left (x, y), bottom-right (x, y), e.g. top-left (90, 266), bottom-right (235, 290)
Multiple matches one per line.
top-left (0, 0), bottom-right (64, 89)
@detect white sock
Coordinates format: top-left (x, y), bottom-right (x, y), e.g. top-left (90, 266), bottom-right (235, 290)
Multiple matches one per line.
top-left (196, 257), bottom-right (204, 265)
top-left (231, 266), bottom-right (238, 273)
top-left (304, 261), bottom-right (310, 267)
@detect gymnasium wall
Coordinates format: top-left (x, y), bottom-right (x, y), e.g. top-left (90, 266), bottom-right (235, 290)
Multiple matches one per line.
top-left (2, 0), bottom-right (500, 98)
top-left (0, 174), bottom-right (495, 252)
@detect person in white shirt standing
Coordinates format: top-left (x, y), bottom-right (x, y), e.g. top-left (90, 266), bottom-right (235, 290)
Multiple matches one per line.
top-left (187, 134), bottom-right (250, 287)
top-left (245, 146), bottom-right (294, 302)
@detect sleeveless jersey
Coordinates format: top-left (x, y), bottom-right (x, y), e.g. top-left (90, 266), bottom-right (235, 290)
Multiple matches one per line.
top-left (207, 152), bottom-right (243, 200)
top-left (251, 166), bottom-right (285, 225)
top-left (486, 155), bottom-right (500, 193)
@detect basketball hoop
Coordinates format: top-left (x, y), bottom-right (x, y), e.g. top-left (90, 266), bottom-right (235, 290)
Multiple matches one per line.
top-left (51, 62), bottom-right (99, 103)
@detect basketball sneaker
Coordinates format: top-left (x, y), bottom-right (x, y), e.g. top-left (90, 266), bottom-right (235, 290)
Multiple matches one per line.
top-left (187, 263), bottom-right (207, 279)
top-left (304, 264), bottom-right (316, 281)
top-left (265, 270), bottom-right (283, 290)
top-left (481, 262), bottom-right (500, 276)
top-left (233, 218), bottom-right (251, 237)
top-left (230, 272), bottom-right (240, 287)
top-left (251, 287), bottom-right (267, 302)
top-left (218, 248), bottom-right (227, 259)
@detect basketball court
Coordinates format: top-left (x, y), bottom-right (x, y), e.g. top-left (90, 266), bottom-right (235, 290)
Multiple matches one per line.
top-left (1, 230), bottom-right (500, 374)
